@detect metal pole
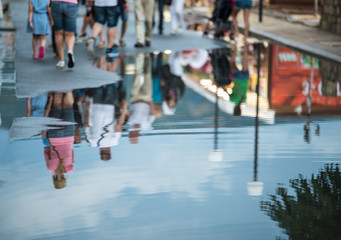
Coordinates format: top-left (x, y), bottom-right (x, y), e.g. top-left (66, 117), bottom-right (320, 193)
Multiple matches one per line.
top-left (259, 0), bottom-right (263, 23)
top-left (314, 0), bottom-right (318, 19)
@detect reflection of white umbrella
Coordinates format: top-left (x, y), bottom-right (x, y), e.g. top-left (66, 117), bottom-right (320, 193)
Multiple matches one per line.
top-left (181, 49), bottom-right (209, 69)
top-left (247, 181), bottom-right (264, 196)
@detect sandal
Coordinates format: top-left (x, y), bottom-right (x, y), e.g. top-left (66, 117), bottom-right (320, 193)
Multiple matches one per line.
top-left (119, 40), bottom-right (126, 47)
top-left (96, 41), bottom-right (106, 49)
top-left (33, 53), bottom-right (39, 59)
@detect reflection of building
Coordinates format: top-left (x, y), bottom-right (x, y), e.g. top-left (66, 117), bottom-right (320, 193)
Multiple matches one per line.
top-left (269, 45), bottom-right (341, 115)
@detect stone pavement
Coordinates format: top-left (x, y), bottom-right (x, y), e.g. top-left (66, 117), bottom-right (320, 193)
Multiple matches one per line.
top-left (238, 7), bottom-right (341, 64)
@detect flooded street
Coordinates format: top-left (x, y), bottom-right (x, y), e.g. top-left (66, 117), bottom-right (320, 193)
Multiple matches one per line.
top-left (1, 4), bottom-right (341, 239)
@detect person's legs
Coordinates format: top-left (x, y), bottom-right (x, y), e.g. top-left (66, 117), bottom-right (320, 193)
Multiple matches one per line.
top-left (107, 27), bottom-right (115, 49)
top-left (63, 92), bottom-right (75, 109)
top-left (38, 35), bottom-right (46, 58)
top-left (55, 30), bottom-right (65, 62)
top-left (65, 31), bottom-right (75, 68)
top-left (175, 0), bottom-right (185, 30)
top-left (158, 0), bottom-right (164, 34)
top-left (170, 1), bottom-right (177, 33)
top-left (243, 9), bottom-right (250, 38)
top-left (144, 0), bottom-right (154, 43)
top-left (107, 6), bottom-right (119, 48)
top-left (120, 21), bottom-right (128, 43)
top-left (32, 35), bottom-right (39, 57)
top-left (232, 7), bottom-right (240, 37)
top-left (134, 0), bottom-right (145, 45)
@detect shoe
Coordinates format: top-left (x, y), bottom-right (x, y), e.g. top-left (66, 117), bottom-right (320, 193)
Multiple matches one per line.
top-left (119, 40), bottom-right (126, 47)
top-left (106, 48), bottom-right (119, 59)
top-left (178, 27), bottom-right (183, 33)
top-left (87, 37), bottom-right (95, 52)
top-left (159, 29), bottom-right (163, 35)
top-left (134, 42), bottom-right (144, 48)
top-left (67, 51), bottom-right (75, 68)
top-left (145, 40), bottom-right (151, 47)
top-left (112, 43), bottom-right (119, 48)
top-left (171, 30), bottom-right (177, 35)
top-left (96, 41), bottom-right (105, 49)
top-left (56, 61), bottom-right (65, 69)
top-left (33, 53), bottom-right (39, 59)
top-left (39, 46), bottom-right (45, 59)
top-left (77, 33), bottom-right (87, 42)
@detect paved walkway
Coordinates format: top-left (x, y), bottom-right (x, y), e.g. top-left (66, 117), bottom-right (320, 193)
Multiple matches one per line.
top-left (238, 9), bottom-right (341, 64)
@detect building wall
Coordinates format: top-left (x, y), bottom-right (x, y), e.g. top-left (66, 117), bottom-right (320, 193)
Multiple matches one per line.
top-left (320, 0), bottom-right (341, 35)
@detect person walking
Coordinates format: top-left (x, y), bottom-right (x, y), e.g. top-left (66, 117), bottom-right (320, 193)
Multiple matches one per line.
top-left (231, 0), bottom-right (251, 40)
top-left (133, 0), bottom-right (154, 47)
top-left (27, 0), bottom-right (53, 59)
top-left (170, 0), bottom-right (185, 35)
top-left (86, 0), bottom-right (120, 57)
top-left (50, 0), bottom-right (78, 69)
top-left (115, 0), bottom-right (129, 47)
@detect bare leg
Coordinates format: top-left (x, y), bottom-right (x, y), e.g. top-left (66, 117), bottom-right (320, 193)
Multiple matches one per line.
top-left (55, 30), bottom-right (65, 61)
top-left (91, 23), bottom-right (104, 39)
top-left (39, 35), bottom-right (46, 48)
top-left (107, 28), bottom-right (115, 49)
top-left (65, 31), bottom-right (75, 52)
top-left (63, 92), bottom-right (74, 108)
top-left (32, 35), bottom-right (39, 55)
top-left (112, 27), bottom-right (118, 46)
top-left (243, 9), bottom-right (250, 39)
top-left (232, 7), bottom-right (240, 38)
top-left (120, 21), bottom-right (127, 42)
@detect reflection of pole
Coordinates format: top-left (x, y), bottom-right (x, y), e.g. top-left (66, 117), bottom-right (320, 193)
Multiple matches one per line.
top-left (259, 0), bottom-right (263, 23)
top-left (314, 0), bottom-right (318, 19)
top-left (254, 43), bottom-right (261, 182)
top-left (247, 43), bottom-right (263, 196)
top-left (214, 92), bottom-right (219, 150)
top-left (308, 58), bottom-right (314, 118)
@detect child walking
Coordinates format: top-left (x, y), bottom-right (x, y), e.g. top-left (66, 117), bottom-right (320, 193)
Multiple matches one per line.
top-left (27, 0), bottom-right (53, 59)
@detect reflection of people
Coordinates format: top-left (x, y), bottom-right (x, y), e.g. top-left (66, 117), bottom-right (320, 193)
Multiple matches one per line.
top-left (128, 54), bottom-right (155, 144)
top-left (151, 52), bottom-right (163, 118)
top-left (161, 51), bottom-right (185, 115)
top-left (44, 92), bottom-right (75, 189)
top-left (209, 48), bottom-right (232, 89)
top-left (84, 82), bottom-right (125, 160)
top-left (230, 44), bottom-right (249, 116)
top-left (26, 94), bottom-right (48, 117)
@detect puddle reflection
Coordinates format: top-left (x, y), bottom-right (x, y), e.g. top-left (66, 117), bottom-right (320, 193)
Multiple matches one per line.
top-left (2, 38), bottom-right (341, 239)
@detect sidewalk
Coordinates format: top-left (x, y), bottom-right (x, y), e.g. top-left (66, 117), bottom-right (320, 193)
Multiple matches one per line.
top-left (238, 7), bottom-right (341, 64)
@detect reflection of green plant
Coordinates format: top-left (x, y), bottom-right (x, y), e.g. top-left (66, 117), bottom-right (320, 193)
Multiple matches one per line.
top-left (261, 164), bottom-right (341, 240)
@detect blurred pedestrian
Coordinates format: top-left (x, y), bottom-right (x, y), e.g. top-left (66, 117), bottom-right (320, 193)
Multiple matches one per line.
top-left (27, 0), bottom-right (53, 59)
top-left (79, 0), bottom-right (106, 48)
top-left (153, 0), bottom-right (165, 35)
top-left (133, 0), bottom-right (154, 47)
top-left (50, 0), bottom-right (78, 69)
top-left (232, 0), bottom-right (251, 39)
top-left (115, 0), bottom-right (129, 47)
top-left (87, 0), bottom-right (119, 57)
top-left (170, 0), bottom-right (185, 35)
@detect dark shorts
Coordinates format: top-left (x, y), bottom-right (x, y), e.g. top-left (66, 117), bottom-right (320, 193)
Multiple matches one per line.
top-left (94, 6), bottom-right (119, 28)
top-left (51, 1), bottom-right (78, 32)
top-left (233, 70), bottom-right (249, 80)
top-left (115, 4), bottom-right (128, 22)
top-left (48, 107), bottom-right (75, 138)
top-left (235, 0), bottom-right (252, 9)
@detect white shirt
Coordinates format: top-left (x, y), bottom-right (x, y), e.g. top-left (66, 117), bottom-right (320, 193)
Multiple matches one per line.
top-left (128, 102), bottom-right (155, 131)
top-left (85, 103), bottom-right (121, 147)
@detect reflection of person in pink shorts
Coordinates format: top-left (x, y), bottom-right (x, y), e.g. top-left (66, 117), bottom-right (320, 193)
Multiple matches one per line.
top-left (232, 0), bottom-right (252, 39)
